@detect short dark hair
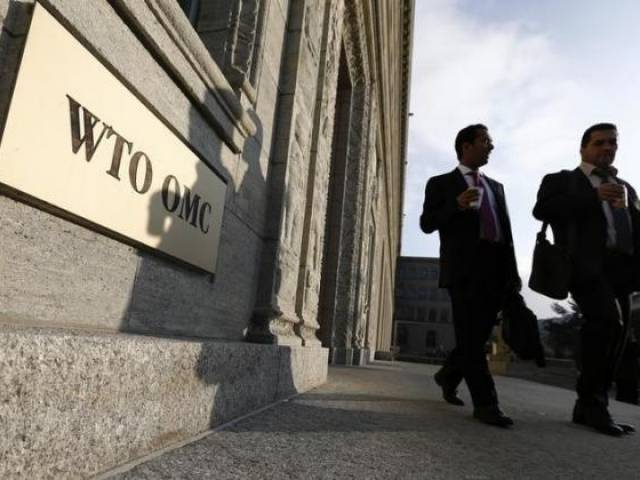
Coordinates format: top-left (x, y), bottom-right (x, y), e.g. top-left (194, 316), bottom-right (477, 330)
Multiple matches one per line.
top-left (581, 123), bottom-right (617, 148)
top-left (455, 124), bottom-right (487, 159)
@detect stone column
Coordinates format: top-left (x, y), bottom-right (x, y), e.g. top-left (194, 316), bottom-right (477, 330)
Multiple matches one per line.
top-left (248, 0), bottom-right (326, 345)
top-left (325, 1), bottom-right (372, 364)
top-left (350, 98), bottom-right (377, 365)
top-left (294, 0), bottom-right (345, 347)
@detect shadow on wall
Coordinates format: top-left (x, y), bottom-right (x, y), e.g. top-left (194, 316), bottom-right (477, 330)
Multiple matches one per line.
top-left (116, 67), bottom-right (267, 339)
top-left (195, 343), bottom-right (301, 427)
top-left (113, 51), bottom-right (299, 427)
top-left (0, 0), bottom-right (31, 138)
top-left (117, 105), bottom-right (235, 340)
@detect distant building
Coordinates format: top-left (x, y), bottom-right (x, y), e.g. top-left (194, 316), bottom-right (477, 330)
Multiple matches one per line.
top-left (394, 256), bottom-right (454, 358)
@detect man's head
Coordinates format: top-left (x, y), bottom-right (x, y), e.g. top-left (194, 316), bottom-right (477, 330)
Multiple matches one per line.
top-left (455, 124), bottom-right (493, 169)
top-left (580, 123), bottom-right (618, 169)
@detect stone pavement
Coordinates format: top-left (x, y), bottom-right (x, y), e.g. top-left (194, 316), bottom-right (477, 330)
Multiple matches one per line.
top-left (104, 361), bottom-right (640, 480)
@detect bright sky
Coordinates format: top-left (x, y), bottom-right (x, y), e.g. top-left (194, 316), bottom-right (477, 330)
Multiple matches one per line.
top-left (402, 0), bottom-right (640, 318)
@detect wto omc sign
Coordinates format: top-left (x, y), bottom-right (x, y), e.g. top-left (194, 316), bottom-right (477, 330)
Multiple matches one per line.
top-left (0, 3), bottom-right (226, 274)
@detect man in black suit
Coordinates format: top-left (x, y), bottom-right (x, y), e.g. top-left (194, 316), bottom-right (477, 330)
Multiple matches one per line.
top-left (533, 123), bottom-right (639, 436)
top-left (420, 124), bottom-right (520, 427)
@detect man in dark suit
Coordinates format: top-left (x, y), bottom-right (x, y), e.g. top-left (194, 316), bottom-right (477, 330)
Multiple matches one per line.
top-left (533, 123), bottom-right (639, 436)
top-left (420, 124), bottom-right (520, 427)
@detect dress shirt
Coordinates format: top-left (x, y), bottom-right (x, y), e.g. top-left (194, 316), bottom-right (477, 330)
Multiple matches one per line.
top-left (579, 161), bottom-right (631, 249)
top-left (457, 164), bottom-right (503, 242)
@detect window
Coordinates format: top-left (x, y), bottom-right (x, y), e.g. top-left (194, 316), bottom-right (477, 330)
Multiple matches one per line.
top-left (440, 310), bottom-right (449, 324)
top-left (396, 325), bottom-right (408, 346)
top-left (428, 309), bottom-right (437, 323)
top-left (426, 330), bottom-right (437, 348)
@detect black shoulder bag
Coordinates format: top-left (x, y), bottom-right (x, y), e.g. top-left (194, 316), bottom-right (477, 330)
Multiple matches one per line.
top-left (528, 172), bottom-right (576, 300)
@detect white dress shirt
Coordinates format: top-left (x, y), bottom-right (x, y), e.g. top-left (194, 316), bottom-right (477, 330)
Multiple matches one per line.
top-left (579, 161), bottom-right (630, 249)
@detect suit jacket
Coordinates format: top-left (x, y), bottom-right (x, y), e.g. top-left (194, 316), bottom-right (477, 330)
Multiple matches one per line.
top-left (533, 168), bottom-right (640, 288)
top-left (420, 168), bottom-right (520, 289)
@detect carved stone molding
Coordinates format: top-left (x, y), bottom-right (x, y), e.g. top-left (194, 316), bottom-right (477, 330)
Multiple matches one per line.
top-left (248, 306), bottom-right (301, 345)
top-left (105, 0), bottom-right (257, 153)
top-left (342, 1), bottom-right (369, 89)
top-left (352, 97), bottom-right (378, 352)
top-left (221, 0), bottom-right (263, 102)
top-left (196, 0), bottom-right (270, 104)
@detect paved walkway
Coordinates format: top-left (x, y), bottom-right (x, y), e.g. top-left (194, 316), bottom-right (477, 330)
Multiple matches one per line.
top-left (107, 361), bottom-right (640, 479)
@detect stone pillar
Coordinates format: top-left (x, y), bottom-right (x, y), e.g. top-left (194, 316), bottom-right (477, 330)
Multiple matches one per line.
top-left (294, 0), bottom-right (345, 347)
top-left (374, 255), bottom-right (394, 359)
top-left (317, 47), bottom-right (352, 359)
top-left (325, 1), bottom-right (372, 364)
top-left (350, 98), bottom-right (377, 365)
top-left (248, 0), bottom-right (326, 345)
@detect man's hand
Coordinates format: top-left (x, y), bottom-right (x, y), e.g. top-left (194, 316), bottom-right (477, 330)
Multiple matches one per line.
top-left (457, 188), bottom-right (480, 210)
top-left (597, 183), bottom-right (625, 204)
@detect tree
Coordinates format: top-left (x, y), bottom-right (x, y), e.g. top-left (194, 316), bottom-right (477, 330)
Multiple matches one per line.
top-left (543, 300), bottom-right (582, 359)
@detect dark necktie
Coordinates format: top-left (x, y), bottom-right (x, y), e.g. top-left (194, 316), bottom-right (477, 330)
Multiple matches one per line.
top-left (468, 171), bottom-right (498, 242)
top-left (593, 167), bottom-right (633, 255)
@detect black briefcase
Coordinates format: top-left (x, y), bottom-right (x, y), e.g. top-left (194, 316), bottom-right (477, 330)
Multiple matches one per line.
top-left (501, 292), bottom-right (546, 367)
top-left (528, 223), bottom-right (571, 300)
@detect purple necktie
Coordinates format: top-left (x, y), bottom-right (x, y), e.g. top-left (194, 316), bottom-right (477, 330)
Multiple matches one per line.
top-left (469, 171), bottom-right (498, 242)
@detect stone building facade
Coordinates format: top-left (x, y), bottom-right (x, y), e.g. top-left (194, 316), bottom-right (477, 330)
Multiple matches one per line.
top-left (0, 0), bottom-right (413, 477)
top-left (394, 256), bottom-right (455, 358)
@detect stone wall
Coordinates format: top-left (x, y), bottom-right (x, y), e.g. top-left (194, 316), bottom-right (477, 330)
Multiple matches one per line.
top-left (0, 0), bottom-right (409, 356)
top-left (0, 0), bottom-right (262, 339)
top-left (0, 0), bottom-right (412, 476)
top-left (0, 325), bottom-right (327, 479)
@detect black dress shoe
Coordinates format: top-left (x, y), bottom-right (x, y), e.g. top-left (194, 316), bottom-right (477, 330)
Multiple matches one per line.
top-left (473, 405), bottom-right (514, 428)
top-left (442, 390), bottom-right (465, 406)
top-left (616, 423), bottom-right (636, 434)
top-left (434, 371), bottom-right (464, 406)
top-left (572, 401), bottom-right (625, 437)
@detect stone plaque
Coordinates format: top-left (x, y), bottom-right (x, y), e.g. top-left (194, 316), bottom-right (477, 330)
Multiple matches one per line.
top-left (0, 2), bottom-right (226, 274)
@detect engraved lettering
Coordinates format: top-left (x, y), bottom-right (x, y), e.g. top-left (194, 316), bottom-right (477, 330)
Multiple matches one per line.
top-left (128, 151), bottom-right (153, 194)
top-left (199, 202), bottom-right (212, 234)
top-left (66, 94), bottom-right (109, 162)
top-left (178, 187), bottom-right (201, 228)
top-left (162, 175), bottom-right (181, 212)
top-left (105, 128), bottom-right (132, 180)
top-left (63, 94), bottom-right (218, 244)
